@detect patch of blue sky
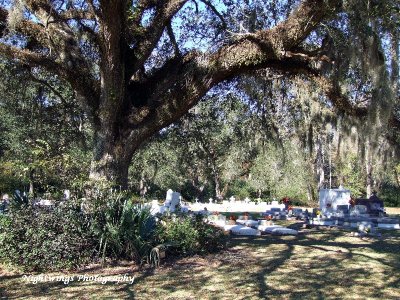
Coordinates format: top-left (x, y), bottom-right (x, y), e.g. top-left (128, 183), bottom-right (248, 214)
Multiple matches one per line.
top-left (0, 33), bottom-right (28, 49)
top-left (0, 0), bottom-right (11, 9)
top-left (171, 0), bottom-right (226, 53)
top-left (380, 31), bottom-right (399, 75)
top-left (140, 7), bottom-right (156, 27)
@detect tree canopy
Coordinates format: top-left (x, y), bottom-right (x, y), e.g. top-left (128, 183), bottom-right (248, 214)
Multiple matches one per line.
top-left (0, 0), bottom-right (399, 188)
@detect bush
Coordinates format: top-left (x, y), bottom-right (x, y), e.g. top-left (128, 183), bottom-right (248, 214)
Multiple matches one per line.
top-left (156, 213), bottom-right (226, 256)
top-left (0, 202), bottom-right (95, 271)
top-left (379, 183), bottom-right (400, 207)
top-left (0, 188), bottom-right (227, 271)
top-left (89, 192), bottom-right (157, 264)
top-left (227, 180), bottom-right (257, 200)
top-left (193, 214), bottom-right (227, 253)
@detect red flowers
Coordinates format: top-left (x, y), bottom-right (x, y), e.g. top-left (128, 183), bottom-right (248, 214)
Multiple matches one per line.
top-left (229, 215), bottom-right (237, 221)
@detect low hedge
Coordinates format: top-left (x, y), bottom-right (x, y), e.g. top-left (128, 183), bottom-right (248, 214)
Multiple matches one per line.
top-left (0, 203), bottom-right (95, 271)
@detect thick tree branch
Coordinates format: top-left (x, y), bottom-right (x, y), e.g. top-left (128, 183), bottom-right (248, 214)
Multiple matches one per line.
top-left (313, 76), bottom-right (368, 116)
top-left (24, 0), bottom-right (88, 65)
top-left (2, 2), bottom-right (100, 110)
top-left (0, 42), bottom-right (100, 115)
top-left (60, 9), bottom-right (95, 20)
top-left (260, 0), bottom-right (342, 50)
top-left (166, 21), bottom-right (180, 57)
top-left (130, 0), bottom-right (188, 75)
top-left (0, 43), bottom-right (64, 73)
top-left (199, 0), bottom-right (227, 30)
top-left (122, 0), bottom-right (344, 155)
top-left (0, 7), bottom-right (50, 49)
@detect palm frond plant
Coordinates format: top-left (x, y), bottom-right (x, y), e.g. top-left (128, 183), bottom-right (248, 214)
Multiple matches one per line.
top-left (90, 190), bottom-right (156, 265)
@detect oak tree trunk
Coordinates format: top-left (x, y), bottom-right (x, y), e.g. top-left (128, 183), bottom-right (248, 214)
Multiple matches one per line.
top-left (89, 132), bottom-right (132, 189)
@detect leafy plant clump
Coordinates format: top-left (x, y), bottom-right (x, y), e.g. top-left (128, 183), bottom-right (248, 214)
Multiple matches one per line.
top-left (0, 188), bottom-right (227, 271)
top-left (155, 213), bottom-right (227, 256)
top-left (0, 202), bottom-right (95, 271)
top-left (89, 191), bottom-right (157, 265)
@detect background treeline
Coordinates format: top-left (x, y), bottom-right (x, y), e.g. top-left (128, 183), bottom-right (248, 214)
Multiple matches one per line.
top-left (1, 59), bottom-right (399, 206)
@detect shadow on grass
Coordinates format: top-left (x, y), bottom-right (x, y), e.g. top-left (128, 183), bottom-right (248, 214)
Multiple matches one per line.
top-left (226, 228), bottom-right (400, 299)
top-left (1, 228), bottom-right (399, 299)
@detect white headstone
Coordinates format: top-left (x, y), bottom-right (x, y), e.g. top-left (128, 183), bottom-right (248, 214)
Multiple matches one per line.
top-left (164, 189), bottom-right (181, 211)
top-left (319, 188), bottom-right (351, 210)
top-left (209, 198), bottom-right (213, 204)
top-left (63, 189), bottom-right (70, 200)
top-left (165, 189), bottom-right (173, 205)
top-left (271, 200), bottom-right (280, 207)
top-left (229, 196), bottom-right (236, 203)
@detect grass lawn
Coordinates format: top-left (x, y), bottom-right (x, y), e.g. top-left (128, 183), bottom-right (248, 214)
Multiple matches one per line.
top-left (1, 219), bottom-right (400, 299)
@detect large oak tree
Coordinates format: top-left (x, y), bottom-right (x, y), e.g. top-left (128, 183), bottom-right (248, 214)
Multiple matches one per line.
top-left (0, 0), bottom-right (398, 187)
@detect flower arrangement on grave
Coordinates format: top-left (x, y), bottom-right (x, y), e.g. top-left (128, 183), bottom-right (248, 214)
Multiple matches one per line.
top-left (349, 198), bottom-right (356, 207)
top-left (227, 215), bottom-right (237, 225)
top-left (243, 212), bottom-right (249, 220)
top-left (282, 197), bottom-right (291, 210)
top-left (264, 215), bottom-right (272, 220)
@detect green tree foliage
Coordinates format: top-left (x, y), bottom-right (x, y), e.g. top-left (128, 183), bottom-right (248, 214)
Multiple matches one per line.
top-left (0, 1), bottom-right (398, 206)
top-left (0, 59), bottom-right (91, 195)
top-left (1, 0), bottom-right (398, 187)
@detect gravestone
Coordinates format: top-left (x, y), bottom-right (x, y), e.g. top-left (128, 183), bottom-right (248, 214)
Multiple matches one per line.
top-left (63, 189), bottom-right (70, 200)
top-left (337, 205), bottom-right (350, 215)
top-left (291, 208), bottom-right (303, 218)
top-left (319, 187), bottom-right (351, 210)
top-left (164, 189), bottom-right (181, 212)
top-left (271, 200), bottom-right (280, 207)
top-left (355, 196), bottom-right (385, 216)
top-left (0, 194), bottom-right (9, 213)
top-left (350, 205), bottom-right (368, 216)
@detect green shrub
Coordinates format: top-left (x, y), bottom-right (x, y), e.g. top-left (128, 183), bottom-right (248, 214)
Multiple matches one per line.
top-left (0, 202), bottom-right (95, 271)
top-left (0, 214), bottom-right (10, 246)
top-left (156, 213), bottom-right (226, 256)
top-left (379, 183), bottom-right (400, 207)
top-left (156, 214), bottom-right (199, 255)
top-left (193, 214), bottom-right (227, 253)
top-left (227, 180), bottom-right (257, 200)
top-left (89, 191), bottom-right (157, 265)
top-left (0, 188), bottom-right (226, 271)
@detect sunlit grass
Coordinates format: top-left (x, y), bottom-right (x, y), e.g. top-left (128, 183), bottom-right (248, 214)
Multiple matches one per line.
top-left (1, 225), bottom-right (399, 299)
